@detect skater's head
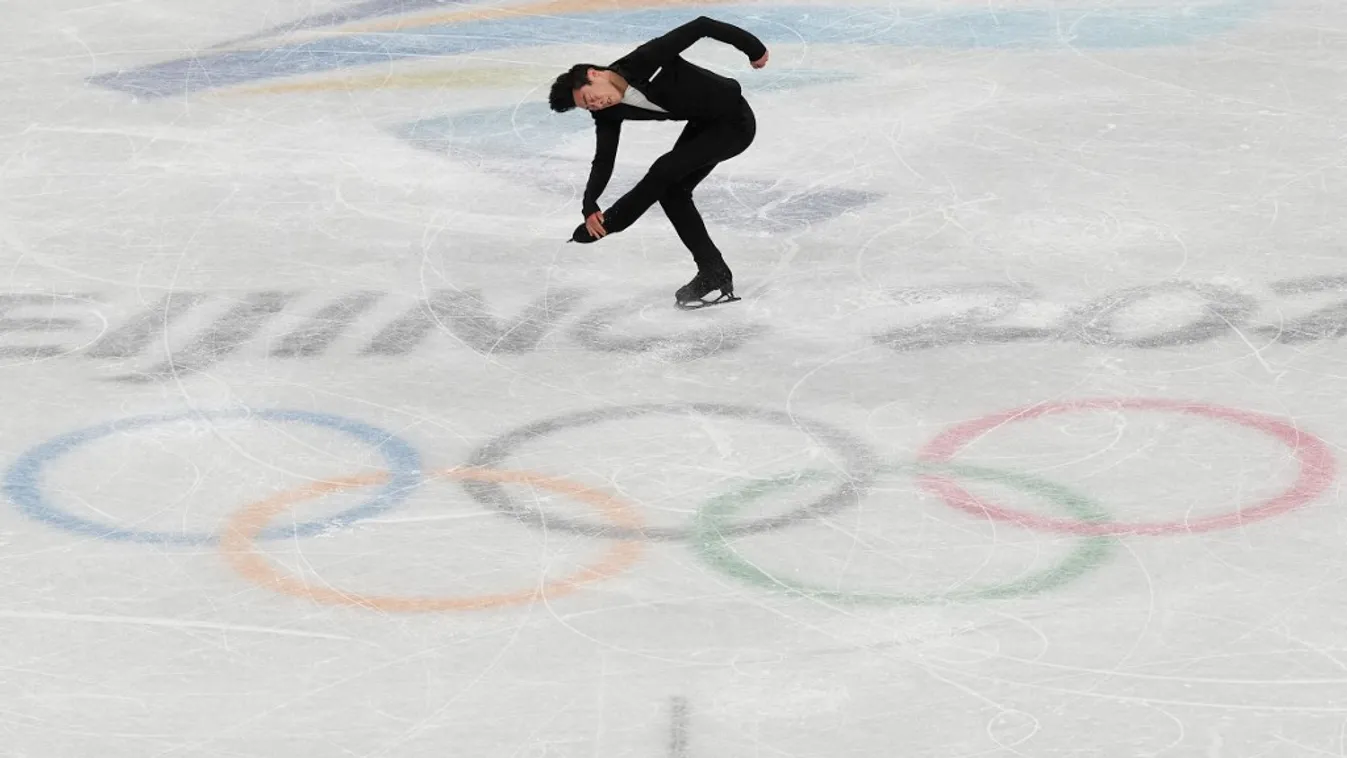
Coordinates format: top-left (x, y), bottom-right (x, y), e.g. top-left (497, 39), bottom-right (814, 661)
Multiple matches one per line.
top-left (549, 64), bottom-right (624, 113)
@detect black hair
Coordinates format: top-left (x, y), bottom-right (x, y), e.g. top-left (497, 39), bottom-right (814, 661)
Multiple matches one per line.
top-left (549, 64), bottom-right (605, 113)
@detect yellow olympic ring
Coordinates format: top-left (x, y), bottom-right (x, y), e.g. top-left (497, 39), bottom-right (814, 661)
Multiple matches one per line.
top-left (220, 466), bottom-right (644, 613)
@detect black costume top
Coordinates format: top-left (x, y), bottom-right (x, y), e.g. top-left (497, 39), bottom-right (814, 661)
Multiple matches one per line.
top-left (582, 16), bottom-right (768, 217)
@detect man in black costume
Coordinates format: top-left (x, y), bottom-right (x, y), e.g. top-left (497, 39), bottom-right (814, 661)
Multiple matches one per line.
top-left (548, 16), bottom-right (769, 308)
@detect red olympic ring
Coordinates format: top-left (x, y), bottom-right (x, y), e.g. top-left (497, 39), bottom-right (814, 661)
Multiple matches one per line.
top-left (915, 397), bottom-right (1336, 536)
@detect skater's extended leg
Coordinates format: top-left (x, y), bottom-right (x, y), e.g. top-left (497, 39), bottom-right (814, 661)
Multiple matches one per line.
top-left (589, 114), bottom-right (752, 237)
top-left (571, 133), bottom-right (717, 242)
top-left (600, 139), bottom-right (722, 234)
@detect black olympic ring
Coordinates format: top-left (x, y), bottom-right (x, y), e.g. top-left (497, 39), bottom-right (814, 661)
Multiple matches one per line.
top-left (462, 402), bottom-right (881, 541)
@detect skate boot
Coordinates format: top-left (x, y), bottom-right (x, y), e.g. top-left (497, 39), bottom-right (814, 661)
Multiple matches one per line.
top-left (569, 210), bottom-right (625, 244)
top-left (675, 266), bottom-right (739, 309)
top-left (570, 221), bottom-right (600, 243)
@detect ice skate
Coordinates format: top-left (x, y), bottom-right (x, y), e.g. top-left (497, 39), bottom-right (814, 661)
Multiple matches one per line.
top-left (675, 267), bottom-right (739, 309)
top-left (570, 220), bottom-right (601, 244)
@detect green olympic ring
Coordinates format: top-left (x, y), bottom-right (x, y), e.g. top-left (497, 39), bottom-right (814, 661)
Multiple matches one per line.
top-left (692, 462), bottom-right (1115, 605)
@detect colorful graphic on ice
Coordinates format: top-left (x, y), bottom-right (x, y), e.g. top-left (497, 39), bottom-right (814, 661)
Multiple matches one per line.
top-left (79, 0), bottom-right (1265, 236)
top-left (88, 0), bottom-right (1263, 99)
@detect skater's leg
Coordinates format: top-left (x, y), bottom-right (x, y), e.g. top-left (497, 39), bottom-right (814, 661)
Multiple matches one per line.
top-left (572, 122), bottom-right (708, 243)
top-left (666, 161), bottom-right (750, 304)
top-left (662, 105), bottom-right (756, 276)
top-left (659, 163), bottom-right (726, 272)
top-left (601, 118), bottom-right (751, 235)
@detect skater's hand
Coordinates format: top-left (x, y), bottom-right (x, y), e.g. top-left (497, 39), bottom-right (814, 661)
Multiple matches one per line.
top-left (586, 211), bottom-right (607, 238)
top-left (751, 50), bottom-right (768, 68)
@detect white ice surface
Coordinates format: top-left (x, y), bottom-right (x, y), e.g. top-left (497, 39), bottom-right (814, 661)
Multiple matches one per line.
top-left (3, 0), bottom-right (1347, 755)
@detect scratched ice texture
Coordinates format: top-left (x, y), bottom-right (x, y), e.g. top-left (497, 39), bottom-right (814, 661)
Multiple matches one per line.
top-left (2, 0), bottom-right (1346, 755)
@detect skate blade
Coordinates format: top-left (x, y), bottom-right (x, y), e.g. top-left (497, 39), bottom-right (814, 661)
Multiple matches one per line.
top-left (676, 293), bottom-right (741, 310)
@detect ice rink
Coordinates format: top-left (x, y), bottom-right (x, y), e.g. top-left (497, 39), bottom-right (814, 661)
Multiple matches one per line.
top-left (3, 0), bottom-right (1346, 754)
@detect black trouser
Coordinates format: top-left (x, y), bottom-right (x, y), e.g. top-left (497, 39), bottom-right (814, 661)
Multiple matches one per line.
top-left (604, 99), bottom-right (756, 272)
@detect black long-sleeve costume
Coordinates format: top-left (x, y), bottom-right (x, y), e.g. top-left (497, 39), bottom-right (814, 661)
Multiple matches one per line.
top-left (578, 16), bottom-right (766, 272)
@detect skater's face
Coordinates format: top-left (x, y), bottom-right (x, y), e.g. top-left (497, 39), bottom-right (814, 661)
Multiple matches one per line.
top-left (573, 69), bottom-right (621, 111)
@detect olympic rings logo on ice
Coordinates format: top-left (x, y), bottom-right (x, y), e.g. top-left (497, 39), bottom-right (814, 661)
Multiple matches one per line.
top-left (1, 397), bottom-right (1335, 614)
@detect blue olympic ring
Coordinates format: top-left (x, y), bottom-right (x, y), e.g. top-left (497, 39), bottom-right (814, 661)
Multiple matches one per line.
top-left (2, 409), bottom-right (422, 545)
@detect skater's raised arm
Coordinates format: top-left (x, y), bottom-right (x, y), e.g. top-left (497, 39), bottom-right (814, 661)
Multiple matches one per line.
top-left (582, 117), bottom-right (621, 217)
top-left (633, 16), bottom-right (768, 70)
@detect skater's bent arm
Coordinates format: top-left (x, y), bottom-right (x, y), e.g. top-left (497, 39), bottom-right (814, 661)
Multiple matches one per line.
top-left (638, 16), bottom-right (767, 68)
top-left (582, 118), bottom-right (621, 216)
